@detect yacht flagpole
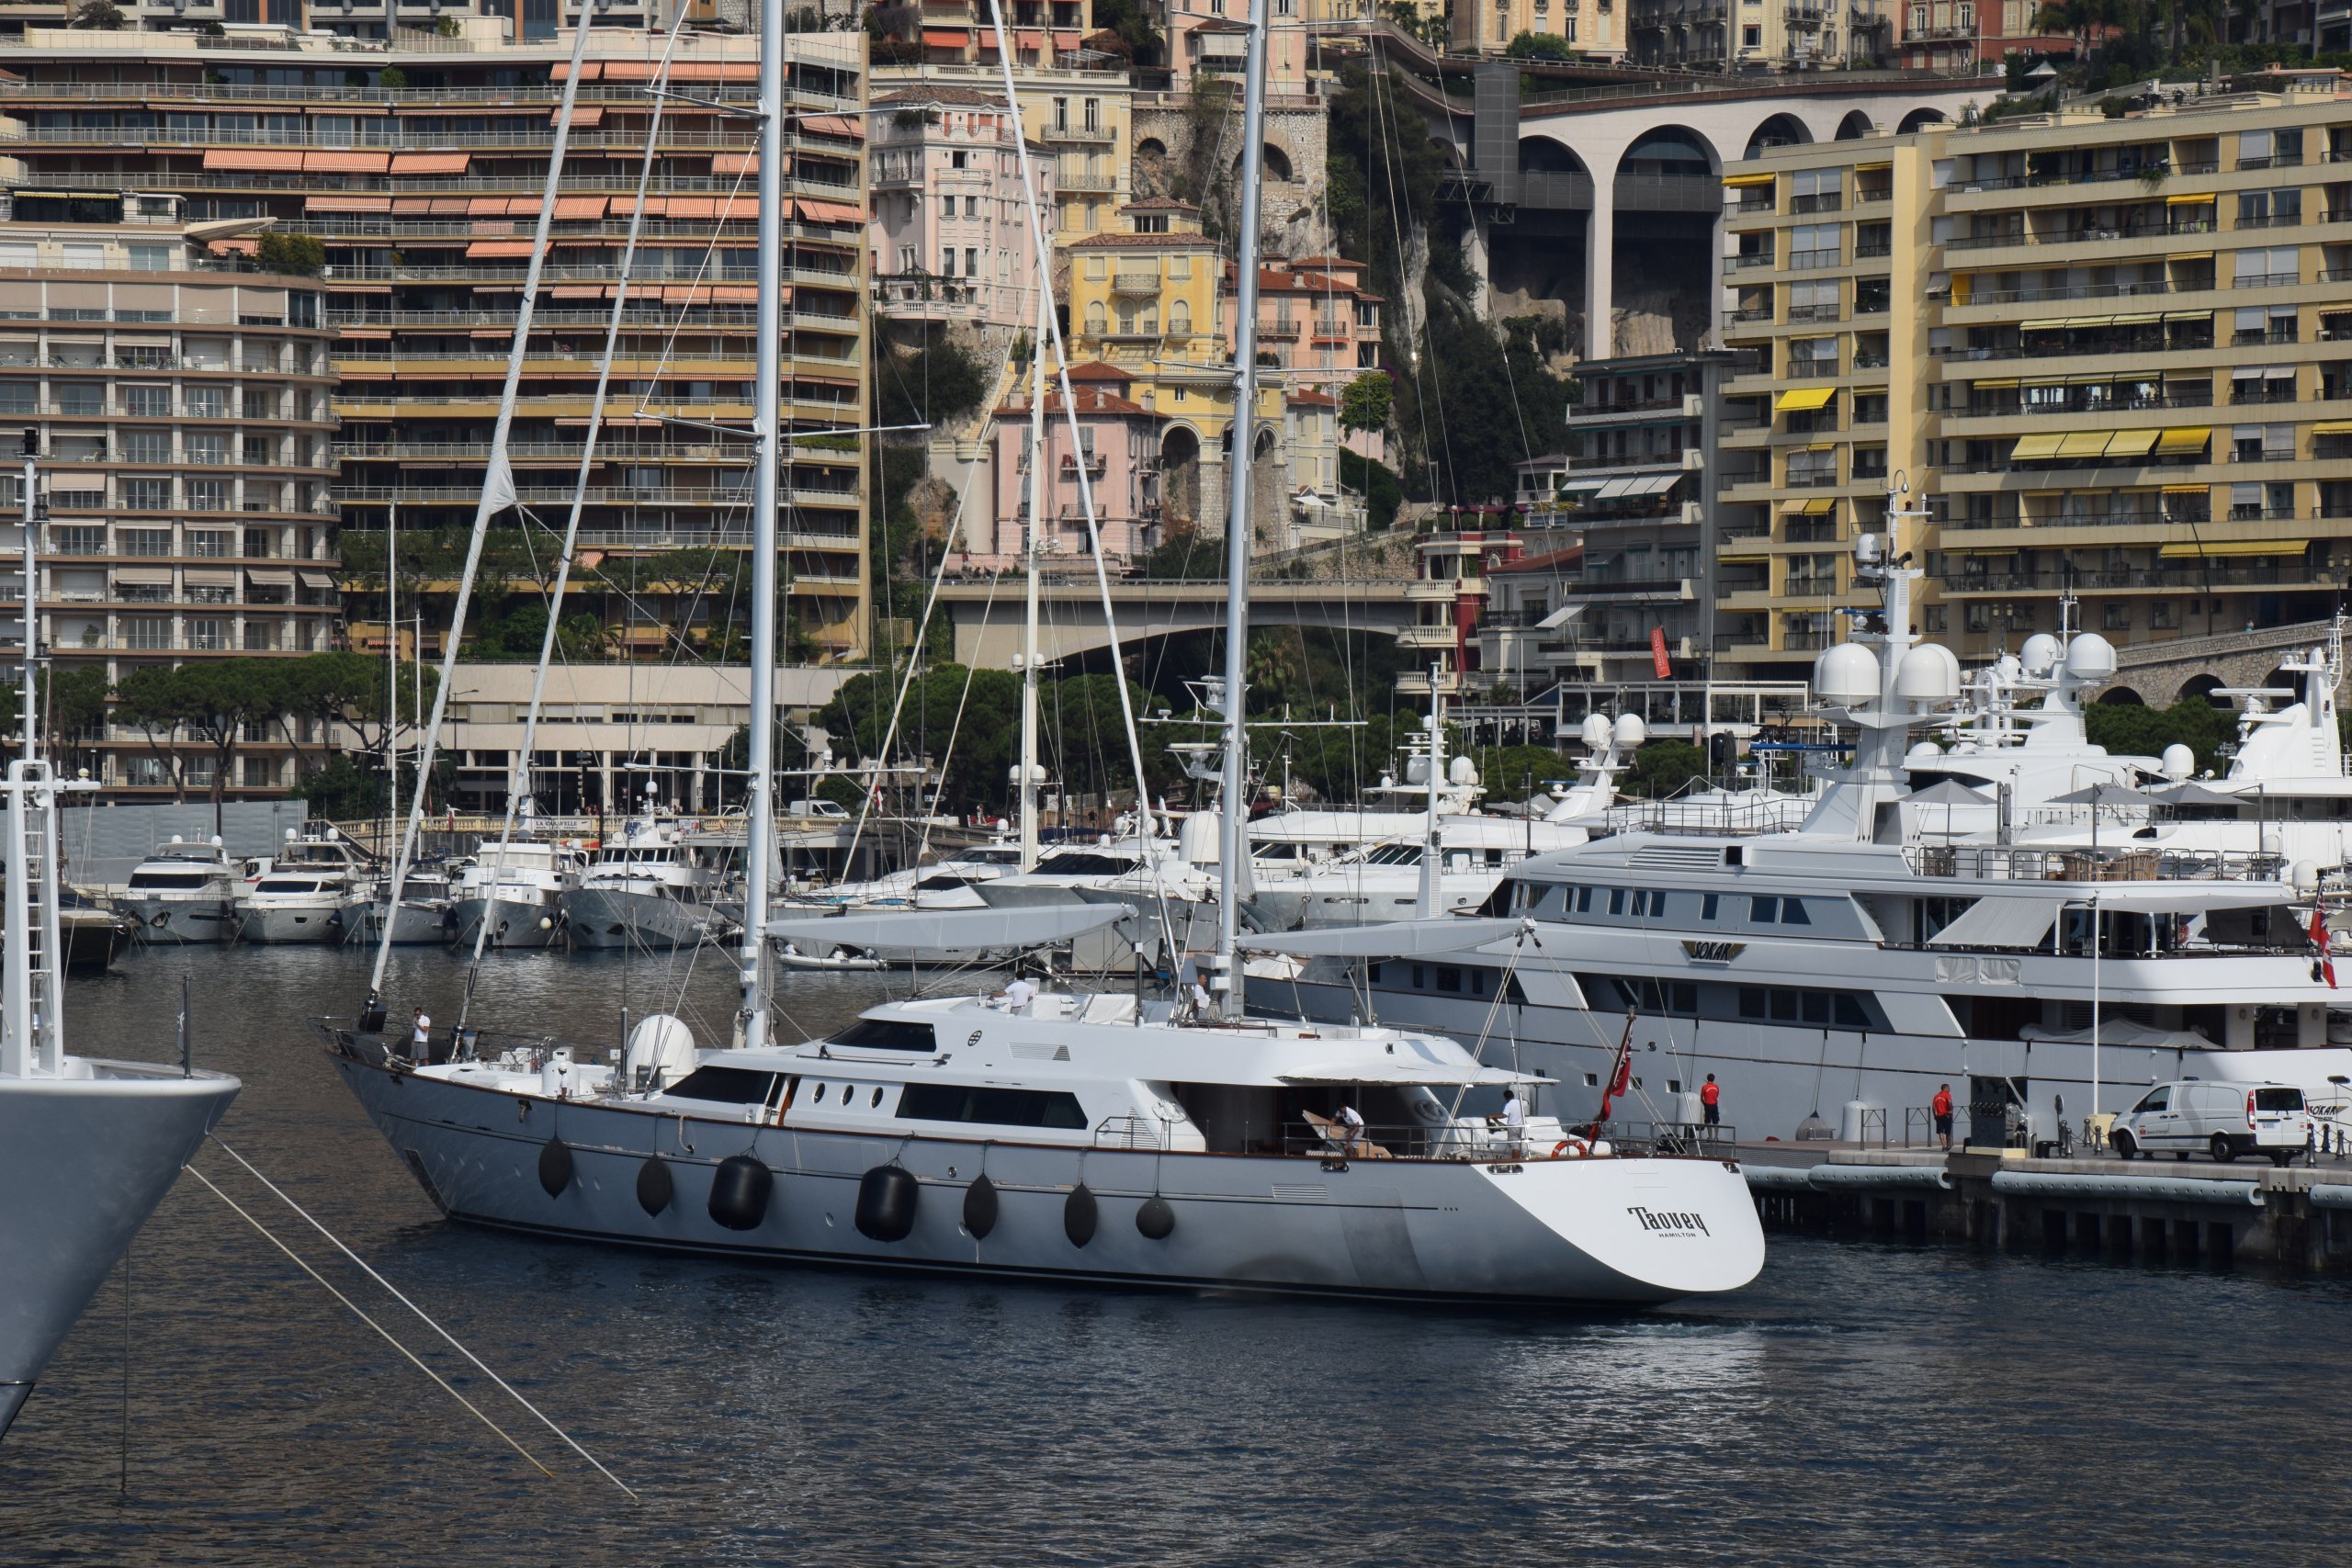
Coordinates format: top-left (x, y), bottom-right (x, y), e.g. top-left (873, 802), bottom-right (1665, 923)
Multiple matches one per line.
top-left (738, 0), bottom-right (786, 1048)
top-left (1215, 0), bottom-right (1272, 1021)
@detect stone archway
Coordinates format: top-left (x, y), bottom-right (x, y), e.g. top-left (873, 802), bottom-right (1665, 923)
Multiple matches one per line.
top-left (1160, 424), bottom-right (1204, 533)
top-left (2177, 671), bottom-right (2226, 705)
top-left (1898, 107), bottom-right (1951, 134)
top-left (2098, 685), bottom-right (2146, 706)
top-left (1836, 109), bottom-right (1878, 140)
top-left (1135, 136), bottom-right (1170, 200)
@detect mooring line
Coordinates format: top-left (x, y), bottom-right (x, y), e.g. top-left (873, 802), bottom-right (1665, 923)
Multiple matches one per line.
top-left (186, 1164), bottom-right (554, 1480)
top-left (207, 1136), bottom-right (638, 1502)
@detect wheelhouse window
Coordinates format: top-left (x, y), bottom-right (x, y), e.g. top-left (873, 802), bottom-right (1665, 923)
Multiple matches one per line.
top-left (664, 1066), bottom-right (782, 1104)
top-left (830, 1018), bottom-right (939, 1053)
top-left (899, 1084), bottom-right (1088, 1129)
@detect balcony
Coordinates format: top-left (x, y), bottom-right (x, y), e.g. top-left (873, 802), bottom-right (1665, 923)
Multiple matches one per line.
top-left (1790, 192), bottom-right (1842, 215)
top-left (1109, 268), bottom-right (1160, 295)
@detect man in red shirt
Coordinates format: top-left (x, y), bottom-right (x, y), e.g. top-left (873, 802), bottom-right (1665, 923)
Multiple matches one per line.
top-left (1700, 1074), bottom-right (1721, 1128)
top-left (1932, 1083), bottom-right (1955, 1151)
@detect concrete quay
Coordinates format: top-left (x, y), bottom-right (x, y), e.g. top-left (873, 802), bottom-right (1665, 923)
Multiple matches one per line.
top-left (1736, 1141), bottom-right (2352, 1271)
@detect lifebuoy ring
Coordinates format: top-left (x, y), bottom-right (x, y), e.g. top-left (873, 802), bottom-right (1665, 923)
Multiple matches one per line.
top-left (1551, 1137), bottom-right (1589, 1159)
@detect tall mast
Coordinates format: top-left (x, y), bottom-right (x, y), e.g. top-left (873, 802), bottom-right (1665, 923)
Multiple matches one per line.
top-left (17, 428), bottom-right (35, 763)
top-left (1215, 0), bottom-right (1272, 1021)
top-left (1018, 287), bottom-right (1048, 872)
top-left (738, 0), bottom-right (786, 1046)
top-left (385, 502), bottom-right (396, 857)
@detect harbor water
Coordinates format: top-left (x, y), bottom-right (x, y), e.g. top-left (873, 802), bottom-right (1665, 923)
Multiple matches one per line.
top-left (8, 946), bottom-right (2352, 1565)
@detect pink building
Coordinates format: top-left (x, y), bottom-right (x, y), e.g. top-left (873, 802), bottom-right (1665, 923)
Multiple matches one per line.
top-left (1227, 254), bottom-right (1387, 479)
top-left (1163, 1), bottom-right (1311, 90)
top-left (974, 363), bottom-right (1164, 569)
top-left (869, 86), bottom-right (1054, 337)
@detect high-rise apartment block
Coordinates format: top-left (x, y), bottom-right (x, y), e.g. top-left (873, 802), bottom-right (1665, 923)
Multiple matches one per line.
top-left (0, 192), bottom-right (337, 795)
top-left (1718, 81), bottom-right (2352, 676)
top-left (0, 23), bottom-right (872, 660)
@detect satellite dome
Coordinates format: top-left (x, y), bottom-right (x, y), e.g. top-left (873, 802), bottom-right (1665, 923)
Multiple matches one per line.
top-left (1812, 642), bottom-right (1882, 706)
top-left (1994, 654), bottom-right (2022, 682)
top-left (1579, 713), bottom-right (1613, 752)
top-left (1894, 644), bottom-right (1962, 704)
top-left (1447, 755), bottom-right (1477, 786)
top-left (1612, 713), bottom-right (1648, 748)
top-left (2064, 631), bottom-right (2118, 682)
top-left (2020, 633), bottom-right (2060, 677)
top-left (2161, 743), bottom-right (2195, 782)
top-left (1906, 741), bottom-right (1944, 765)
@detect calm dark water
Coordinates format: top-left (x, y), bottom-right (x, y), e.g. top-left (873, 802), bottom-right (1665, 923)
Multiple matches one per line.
top-left (6, 943), bottom-right (2352, 1566)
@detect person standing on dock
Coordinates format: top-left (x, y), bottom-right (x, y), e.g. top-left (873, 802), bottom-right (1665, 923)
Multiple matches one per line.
top-left (1701, 1074), bottom-right (1721, 1129)
top-left (1933, 1084), bottom-right (1955, 1151)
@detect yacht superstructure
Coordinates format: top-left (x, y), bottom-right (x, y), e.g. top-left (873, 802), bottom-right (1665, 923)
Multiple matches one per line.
top-left (449, 840), bottom-right (582, 951)
top-left (117, 836), bottom-right (241, 943)
top-left (560, 818), bottom-right (729, 953)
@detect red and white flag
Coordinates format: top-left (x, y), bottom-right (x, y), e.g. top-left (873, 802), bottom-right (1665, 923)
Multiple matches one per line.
top-left (2313, 902), bottom-right (2337, 989)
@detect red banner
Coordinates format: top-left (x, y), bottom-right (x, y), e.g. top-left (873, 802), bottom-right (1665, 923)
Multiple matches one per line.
top-left (1649, 626), bottom-right (1671, 680)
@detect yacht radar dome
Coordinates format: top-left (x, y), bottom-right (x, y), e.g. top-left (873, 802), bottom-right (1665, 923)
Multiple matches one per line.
top-left (1906, 740), bottom-right (1944, 765)
top-left (1579, 713), bottom-right (1613, 751)
top-left (1813, 642), bottom-right (1882, 707)
top-left (2161, 743), bottom-right (2195, 781)
top-left (1895, 644), bottom-right (1962, 704)
top-left (2020, 633), bottom-right (2060, 678)
top-left (1612, 714), bottom-right (1647, 748)
top-left (2064, 631), bottom-right (2118, 682)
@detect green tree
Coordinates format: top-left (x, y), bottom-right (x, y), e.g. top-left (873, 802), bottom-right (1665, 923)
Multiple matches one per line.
top-left (1339, 370), bottom-right (1394, 436)
top-left (1624, 739), bottom-right (1706, 799)
top-left (1466, 742), bottom-right (1577, 806)
top-left (815, 663), bottom-right (1023, 818)
top-left (111, 666), bottom-right (194, 801)
top-left (175, 659), bottom-right (290, 830)
top-left (1340, 450), bottom-right (1404, 531)
top-left (1091, 0), bottom-right (1165, 67)
top-left (70, 0), bottom-right (126, 28)
top-left (255, 232), bottom-right (326, 277)
top-left (874, 329), bottom-right (990, 431)
top-left (1504, 30), bottom-right (1576, 60)
top-left (47, 667), bottom-right (111, 779)
top-left (2084, 695), bottom-right (2236, 775)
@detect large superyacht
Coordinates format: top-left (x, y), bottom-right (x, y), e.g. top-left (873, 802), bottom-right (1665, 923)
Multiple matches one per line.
top-left (1265, 492), bottom-right (2352, 1145)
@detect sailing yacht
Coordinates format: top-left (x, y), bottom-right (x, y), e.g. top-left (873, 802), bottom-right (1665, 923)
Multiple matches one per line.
top-left (316, 0), bottom-right (1762, 1306)
top-left (1264, 489), bottom-right (2352, 1145)
top-left (117, 835), bottom-right (242, 943)
top-left (2, 446), bottom-right (239, 1438)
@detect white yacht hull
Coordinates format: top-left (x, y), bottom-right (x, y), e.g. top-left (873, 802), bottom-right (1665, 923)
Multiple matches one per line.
top-left (365, 899), bottom-right (455, 946)
top-left (0, 1061), bottom-right (241, 1438)
top-left (450, 895), bottom-right (564, 950)
top-left (240, 898), bottom-right (359, 945)
top-left (116, 895), bottom-right (238, 944)
top-left (560, 887), bottom-right (728, 952)
top-left (323, 1042), bottom-right (1762, 1304)
top-left (1267, 972), bottom-right (2352, 1145)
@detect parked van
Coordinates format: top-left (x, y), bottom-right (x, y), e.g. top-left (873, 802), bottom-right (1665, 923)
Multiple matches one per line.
top-left (786, 799), bottom-right (850, 821)
top-left (2109, 1080), bottom-right (2312, 1166)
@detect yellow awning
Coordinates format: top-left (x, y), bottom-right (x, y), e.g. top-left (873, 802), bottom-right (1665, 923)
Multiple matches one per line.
top-left (2162, 484), bottom-right (2210, 495)
top-left (2109, 312), bottom-right (2162, 326)
top-left (2165, 193), bottom-right (2215, 207)
top-left (1724, 172), bottom-right (1775, 189)
top-left (2161, 310), bottom-right (2211, 323)
top-left (1778, 497), bottom-right (1837, 514)
top-left (2155, 426), bottom-right (2211, 453)
top-left (1720, 549), bottom-right (1770, 561)
top-left (1775, 387), bottom-right (1838, 412)
top-left (2020, 318), bottom-right (2069, 332)
top-left (2104, 428), bottom-right (2160, 457)
top-left (2169, 251), bottom-right (2214, 261)
top-left (2011, 434), bottom-right (2064, 460)
top-left (2313, 420), bottom-right (2352, 435)
top-left (2055, 431), bottom-right (2115, 458)
top-left (2158, 540), bottom-right (2302, 559)
top-left (1973, 378), bottom-right (2020, 389)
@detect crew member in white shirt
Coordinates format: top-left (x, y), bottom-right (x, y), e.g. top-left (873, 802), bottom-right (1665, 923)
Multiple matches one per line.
top-left (1502, 1086), bottom-right (1527, 1156)
top-left (997, 975), bottom-right (1035, 1014)
top-left (411, 1006), bottom-right (433, 1066)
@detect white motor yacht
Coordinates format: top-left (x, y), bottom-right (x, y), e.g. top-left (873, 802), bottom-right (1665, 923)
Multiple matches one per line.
top-left (117, 835), bottom-right (241, 943)
top-left (449, 840), bottom-right (582, 951)
top-left (1265, 502), bottom-right (2352, 1145)
top-left (363, 862), bottom-right (456, 946)
top-left (561, 818), bottom-right (731, 952)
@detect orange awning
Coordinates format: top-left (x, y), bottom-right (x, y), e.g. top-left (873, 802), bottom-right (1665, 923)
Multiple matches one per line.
top-left (670, 60), bottom-right (760, 81)
top-left (210, 237), bottom-right (258, 256)
top-left (799, 114), bottom-right (864, 141)
top-left (391, 197), bottom-right (431, 213)
top-left (468, 196), bottom-right (512, 215)
top-left (551, 285), bottom-right (614, 299)
top-left (563, 106), bottom-right (605, 129)
top-left (552, 196), bottom-right (607, 220)
top-left (202, 149), bottom-right (280, 170)
top-left (550, 61), bottom-right (603, 82)
top-left (307, 194), bottom-right (391, 212)
top-left (467, 240), bottom-right (537, 258)
top-left (922, 28), bottom-right (967, 47)
top-left (390, 152), bottom-right (469, 175)
top-left (713, 152), bottom-right (760, 175)
top-left (303, 150), bottom-right (392, 173)
top-left (1017, 28), bottom-right (1044, 48)
top-left (1052, 29), bottom-right (1081, 49)
top-left (796, 197), bottom-right (862, 226)
top-left (601, 61), bottom-right (659, 82)
top-left (430, 197), bottom-right (473, 214)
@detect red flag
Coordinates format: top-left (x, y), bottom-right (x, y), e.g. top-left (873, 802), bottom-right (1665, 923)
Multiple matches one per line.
top-left (1611, 1052), bottom-right (1633, 1097)
top-left (2314, 903), bottom-right (2337, 989)
top-left (1649, 626), bottom-right (1672, 680)
top-left (1591, 1031), bottom-right (1635, 1133)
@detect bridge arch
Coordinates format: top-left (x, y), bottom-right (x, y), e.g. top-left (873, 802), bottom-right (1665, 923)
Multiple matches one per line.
top-left (1835, 109), bottom-right (1879, 141)
top-left (1898, 107), bottom-right (1951, 134)
top-left (1519, 136), bottom-right (1589, 175)
top-left (1621, 123), bottom-right (1722, 180)
top-left (1746, 112), bottom-right (1812, 157)
top-left (2177, 671), bottom-right (2226, 705)
top-left (2098, 685), bottom-right (2145, 706)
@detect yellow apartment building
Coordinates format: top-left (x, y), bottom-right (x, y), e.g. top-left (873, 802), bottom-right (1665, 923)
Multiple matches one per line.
top-left (1718, 79), bottom-right (2352, 677)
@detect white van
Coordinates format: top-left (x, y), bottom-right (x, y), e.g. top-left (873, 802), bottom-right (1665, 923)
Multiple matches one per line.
top-left (2109, 1080), bottom-right (2312, 1166)
top-left (786, 799), bottom-right (851, 821)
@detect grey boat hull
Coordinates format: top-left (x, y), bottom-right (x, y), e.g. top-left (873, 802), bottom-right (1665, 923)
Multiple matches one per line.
top-left (1, 1061), bottom-right (241, 1438)
top-left (560, 886), bottom-right (729, 952)
top-left (365, 899), bottom-right (454, 946)
top-left (117, 895), bottom-right (238, 944)
top-left (449, 896), bottom-right (563, 951)
top-left (240, 900), bottom-right (358, 945)
top-left (322, 1038), bottom-right (1761, 1305)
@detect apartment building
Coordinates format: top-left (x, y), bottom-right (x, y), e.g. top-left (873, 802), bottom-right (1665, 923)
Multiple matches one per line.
top-left (0, 193), bottom-right (338, 795)
top-left (1453, 0), bottom-right (1623, 58)
top-left (869, 86), bottom-right (1055, 342)
top-left (872, 61), bottom-right (1130, 247)
top-left (1894, 0), bottom-right (2069, 72)
top-left (1479, 351), bottom-right (1733, 694)
top-left (1628, 0), bottom-right (1897, 69)
top-left (1718, 80), bottom-right (2352, 674)
top-left (0, 25), bottom-right (872, 660)
top-left (978, 360), bottom-right (1161, 565)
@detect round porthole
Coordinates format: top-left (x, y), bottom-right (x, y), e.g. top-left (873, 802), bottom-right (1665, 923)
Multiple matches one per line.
top-left (870, 1087), bottom-right (885, 1108)
top-left (813, 1083), bottom-right (828, 1104)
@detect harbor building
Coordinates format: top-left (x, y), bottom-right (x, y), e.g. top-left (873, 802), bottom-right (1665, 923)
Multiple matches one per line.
top-left (1717, 78), bottom-right (2352, 674)
top-left (0, 191), bottom-right (338, 797)
top-left (870, 59), bottom-right (1133, 246)
top-left (0, 23), bottom-right (873, 660)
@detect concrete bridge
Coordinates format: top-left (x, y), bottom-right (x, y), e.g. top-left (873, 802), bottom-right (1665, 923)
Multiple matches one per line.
top-left (2108, 619), bottom-right (2341, 707)
top-left (933, 575), bottom-right (1415, 668)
